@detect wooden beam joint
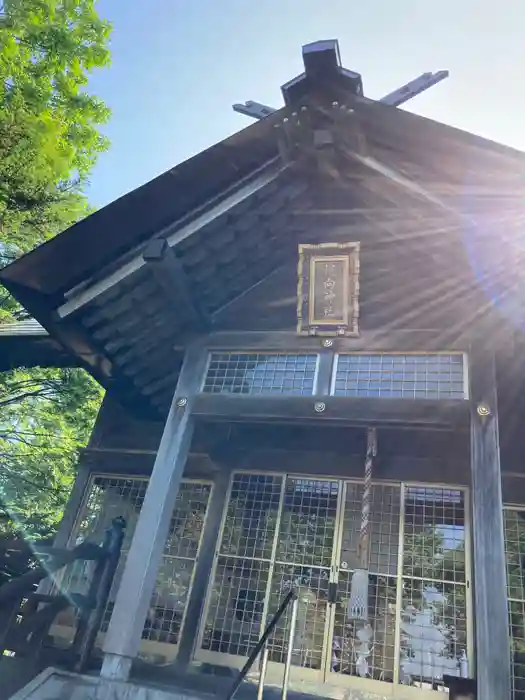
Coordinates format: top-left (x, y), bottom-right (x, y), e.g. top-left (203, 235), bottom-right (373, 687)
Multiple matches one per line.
top-left (143, 239), bottom-right (210, 331)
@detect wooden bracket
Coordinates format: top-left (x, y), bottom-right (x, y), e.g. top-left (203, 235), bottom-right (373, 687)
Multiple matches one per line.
top-left (143, 239), bottom-right (210, 331)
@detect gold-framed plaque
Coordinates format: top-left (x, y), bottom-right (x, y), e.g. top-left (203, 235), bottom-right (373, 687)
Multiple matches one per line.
top-left (297, 242), bottom-right (360, 336)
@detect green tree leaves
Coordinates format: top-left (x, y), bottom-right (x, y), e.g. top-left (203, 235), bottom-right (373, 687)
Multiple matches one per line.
top-left (0, 367), bottom-right (103, 541)
top-left (0, 0), bottom-right (111, 251)
top-left (0, 0), bottom-right (111, 549)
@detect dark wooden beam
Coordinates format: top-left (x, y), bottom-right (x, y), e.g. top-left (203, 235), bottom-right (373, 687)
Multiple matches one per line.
top-left (194, 422), bottom-right (470, 461)
top-left (143, 238), bottom-right (210, 331)
top-left (193, 394), bottom-right (469, 430)
top-left (201, 329), bottom-right (471, 353)
top-left (239, 449), bottom-right (469, 486)
top-left (469, 347), bottom-right (511, 700)
top-left (0, 336), bottom-right (77, 370)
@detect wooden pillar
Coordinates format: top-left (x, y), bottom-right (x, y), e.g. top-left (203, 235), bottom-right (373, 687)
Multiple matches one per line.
top-left (100, 342), bottom-right (209, 681)
top-left (469, 348), bottom-right (511, 700)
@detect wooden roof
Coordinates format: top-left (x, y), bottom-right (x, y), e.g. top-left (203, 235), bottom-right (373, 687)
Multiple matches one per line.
top-left (2, 71), bottom-right (525, 417)
top-left (0, 319), bottom-right (75, 371)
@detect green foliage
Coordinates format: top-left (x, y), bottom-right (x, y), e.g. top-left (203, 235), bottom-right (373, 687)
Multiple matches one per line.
top-left (0, 367), bottom-right (103, 540)
top-left (403, 525), bottom-right (466, 582)
top-left (0, 0), bottom-right (110, 251)
top-left (0, 0), bottom-right (111, 553)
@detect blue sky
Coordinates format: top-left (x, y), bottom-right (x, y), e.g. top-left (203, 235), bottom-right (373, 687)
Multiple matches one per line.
top-left (86, 0), bottom-right (525, 208)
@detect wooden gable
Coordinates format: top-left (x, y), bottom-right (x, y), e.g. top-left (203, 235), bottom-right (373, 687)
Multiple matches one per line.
top-left (211, 180), bottom-right (490, 345)
top-left (2, 81), bottom-right (525, 417)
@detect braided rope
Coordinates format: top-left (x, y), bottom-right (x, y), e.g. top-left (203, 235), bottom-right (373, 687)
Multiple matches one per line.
top-left (359, 427), bottom-right (377, 568)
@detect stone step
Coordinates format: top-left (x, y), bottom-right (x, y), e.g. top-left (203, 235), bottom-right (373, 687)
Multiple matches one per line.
top-left (7, 666), bottom-right (389, 700)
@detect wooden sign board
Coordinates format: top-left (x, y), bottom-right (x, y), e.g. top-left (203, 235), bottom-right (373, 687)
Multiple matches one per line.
top-left (297, 242), bottom-right (360, 336)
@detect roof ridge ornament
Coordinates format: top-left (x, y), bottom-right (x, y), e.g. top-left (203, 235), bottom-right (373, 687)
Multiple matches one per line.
top-left (233, 39), bottom-right (448, 120)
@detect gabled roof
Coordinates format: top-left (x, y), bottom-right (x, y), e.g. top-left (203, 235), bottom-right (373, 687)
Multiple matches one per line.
top-left (2, 45), bottom-right (525, 417)
top-left (0, 112), bottom-right (286, 303)
top-left (2, 81), bottom-right (524, 303)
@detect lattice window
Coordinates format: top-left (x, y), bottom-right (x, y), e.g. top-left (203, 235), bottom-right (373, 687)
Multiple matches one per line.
top-left (202, 353), bottom-right (318, 395)
top-left (197, 475), bottom-right (471, 691)
top-left (265, 478), bottom-right (340, 669)
top-left (504, 508), bottom-right (525, 700)
top-left (56, 476), bottom-right (148, 604)
top-left (400, 486), bottom-right (467, 690)
top-left (340, 483), bottom-right (401, 576)
top-left (202, 557), bottom-right (271, 656)
top-left (334, 571), bottom-right (398, 681)
top-left (332, 483), bottom-right (401, 683)
top-left (332, 353), bottom-right (467, 399)
top-left (275, 478), bottom-right (339, 569)
top-left (200, 474), bottom-right (283, 655)
top-left (140, 481), bottom-right (211, 648)
top-left (54, 475), bottom-right (211, 658)
top-left (75, 475), bottom-right (148, 549)
top-left (268, 563), bottom-right (330, 670)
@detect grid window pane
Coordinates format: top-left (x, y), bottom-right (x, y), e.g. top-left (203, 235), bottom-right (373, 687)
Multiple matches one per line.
top-left (330, 484), bottom-right (400, 685)
top-left (333, 572), bottom-right (398, 682)
top-left (399, 579), bottom-right (467, 688)
top-left (76, 475), bottom-right (148, 550)
top-left (54, 476), bottom-right (211, 659)
top-left (220, 474), bottom-right (283, 560)
top-left (58, 476), bottom-right (149, 602)
top-left (504, 509), bottom-right (525, 699)
top-left (263, 479), bottom-right (340, 671)
top-left (340, 483), bottom-right (401, 576)
top-left (201, 557), bottom-right (270, 656)
top-left (333, 354), bottom-right (466, 400)
top-left (203, 353), bottom-right (318, 395)
top-left (164, 482), bottom-right (211, 560)
top-left (201, 473), bottom-right (283, 658)
top-left (199, 476), bottom-right (470, 688)
top-left (403, 487), bottom-right (466, 583)
top-left (267, 563), bottom-right (330, 670)
top-left (276, 478), bottom-right (339, 568)
top-left (400, 487), bottom-right (467, 690)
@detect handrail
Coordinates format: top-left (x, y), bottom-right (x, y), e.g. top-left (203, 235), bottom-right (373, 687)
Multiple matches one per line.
top-left (0, 542), bottom-right (105, 604)
top-left (0, 516), bottom-right (126, 670)
top-left (225, 588), bottom-right (297, 700)
top-left (280, 596), bottom-right (299, 700)
top-left (75, 517), bottom-right (125, 672)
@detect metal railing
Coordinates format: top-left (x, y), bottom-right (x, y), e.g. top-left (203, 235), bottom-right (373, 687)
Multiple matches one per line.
top-left (225, 588), bottom-right (299, 700)
top-left (0, 516), bottom-right (125, 672)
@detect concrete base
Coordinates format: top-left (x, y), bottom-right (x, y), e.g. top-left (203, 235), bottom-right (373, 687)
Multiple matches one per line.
top-left (7, 668), bottom-right (211, 700)
top-left (7, 666), bottom-right (413, 700)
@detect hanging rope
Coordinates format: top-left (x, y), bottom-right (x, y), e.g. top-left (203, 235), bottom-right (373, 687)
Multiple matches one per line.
top-left (349, 427), bottom-right (378, 622)
top-left (358, 427), bottom-right (377, 569)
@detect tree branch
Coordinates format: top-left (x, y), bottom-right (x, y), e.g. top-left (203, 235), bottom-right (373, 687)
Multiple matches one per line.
top-left (0, 388), bottom-right (59, 408)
